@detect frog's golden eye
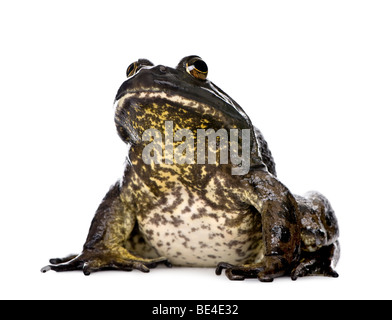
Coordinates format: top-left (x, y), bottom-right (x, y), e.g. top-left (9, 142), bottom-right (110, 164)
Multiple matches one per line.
top-left (126, 62), bottom-right (138, 78)
top-left (186, 58), bottom-right (208, 80)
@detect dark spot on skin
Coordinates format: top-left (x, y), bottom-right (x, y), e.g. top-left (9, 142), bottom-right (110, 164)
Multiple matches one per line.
top-left (181, 206), bottom-right (191, 214)
top-left (150, 213), bottom-right (168, 226)
top-left (237, 228), bottom-right (249, 236)
top-left (236, 248), bottom-right (246, 257)
top-left (165, 181), bottom-right (175, 189)
top-left (208, 232), bottom-right (224, 239)
top-left (208, 255), bottom-right (217, 259)
top-left (208, 213), bottom-right (219, 222)
top-left (226, 240), bottom-right (240, 249)
top-left (198, 207), bottom-right (207, 215)
top-left (170, 215), bottom-right (184, 227)
top-left (198, 241), bottom-right (208, 249)
top-left (201, 224), bottom-right (211, 230)
top-left (178, 231), bottom-right (190, 248)
top-left (188, 194), bottom-right (195, 207)
top-left (145, 229), bottom-right (154, 236)
top-left (191, 213), bottom-right (203, 220)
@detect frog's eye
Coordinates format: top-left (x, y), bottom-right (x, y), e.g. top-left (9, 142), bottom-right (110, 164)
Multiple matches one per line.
top-left (126, 62), bottom-right (138, 78)
top-left (186, 58), bottom-right (208, 80)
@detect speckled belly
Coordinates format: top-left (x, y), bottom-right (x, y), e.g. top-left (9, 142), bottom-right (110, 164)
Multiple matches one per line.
top-left (136, 186), bottom-right (264, 267)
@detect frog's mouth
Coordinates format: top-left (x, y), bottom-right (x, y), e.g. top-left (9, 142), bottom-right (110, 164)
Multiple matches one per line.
top-left (114, 88), bottom-right (263, 171)
top-left (115, 85), bottom-right (250, 126)
top-left (115, 90), bottom-right (215, 115)
top-left (114, 88), bottom-right (244, 146)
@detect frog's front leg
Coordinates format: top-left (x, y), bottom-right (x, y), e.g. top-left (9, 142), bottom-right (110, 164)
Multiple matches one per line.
top-left (216, 171), bottom-right (301, 282)
top-left (41, 182), bottom-right (169, 275)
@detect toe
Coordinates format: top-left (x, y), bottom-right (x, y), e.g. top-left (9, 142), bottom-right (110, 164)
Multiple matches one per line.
top-left (215, 262), bottom-right (234, 275)
top-left (225, 269), bottom-right (246, 281)
top-left (257, 272), bottom-right (274, 282)
top-left (133, 262), bottom-right (150, 273)
top-left (40, 265), bottom-right (51, 273)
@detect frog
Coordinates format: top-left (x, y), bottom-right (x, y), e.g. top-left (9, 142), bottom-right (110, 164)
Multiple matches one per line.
top-left (41, 55), bottom-right (340, 281)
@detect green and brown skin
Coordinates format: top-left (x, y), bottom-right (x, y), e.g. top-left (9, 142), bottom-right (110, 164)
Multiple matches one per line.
top-left (42, 56), bottom-right (339, 281)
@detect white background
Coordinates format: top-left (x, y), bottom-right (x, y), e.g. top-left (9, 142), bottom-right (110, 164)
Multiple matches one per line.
top-left (1, 0), bottom-right (391, 300)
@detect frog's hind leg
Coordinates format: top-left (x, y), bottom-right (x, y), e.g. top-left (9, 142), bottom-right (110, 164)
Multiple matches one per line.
top-left (41, 182), bottom-right (170, 275)
top-left (291, 241), bottom-right (340, 280)
top-left (41, 247), bottom-right (170, 275)
top-left (124, 221), bottom-right (165, 260)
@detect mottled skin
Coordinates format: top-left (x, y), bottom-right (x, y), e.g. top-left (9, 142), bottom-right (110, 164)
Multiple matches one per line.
top-left (42, 56), bottom-right (339, 281)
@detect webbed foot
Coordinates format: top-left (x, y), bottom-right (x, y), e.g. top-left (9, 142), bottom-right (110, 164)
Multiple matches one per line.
top-left (216, 256), bottom-right (287, 282)
top-left (41, 248), bottom-right (171, 275)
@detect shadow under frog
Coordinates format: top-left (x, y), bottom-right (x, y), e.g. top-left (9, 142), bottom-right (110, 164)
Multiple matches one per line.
top-left (41, 56), bottom-right (340, 282)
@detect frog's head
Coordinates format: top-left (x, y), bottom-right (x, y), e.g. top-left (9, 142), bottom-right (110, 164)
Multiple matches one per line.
top-left (114, 56), bottom-right (263, 173)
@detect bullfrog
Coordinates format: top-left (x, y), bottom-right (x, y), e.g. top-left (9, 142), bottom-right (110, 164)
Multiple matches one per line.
top-left (41, 55), bottom-right (340, 281)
